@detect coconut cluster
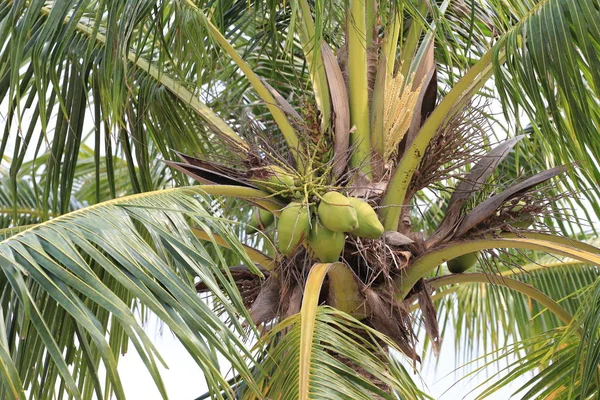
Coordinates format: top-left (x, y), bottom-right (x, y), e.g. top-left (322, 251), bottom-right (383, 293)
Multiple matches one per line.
top-left (245, 166), bottom-right (384, 263)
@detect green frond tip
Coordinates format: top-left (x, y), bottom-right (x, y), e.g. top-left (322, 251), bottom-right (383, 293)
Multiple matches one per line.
top-left (494, 0), bottom-right (600, 201)
top-left (253, 306), bottom-right (430, 399)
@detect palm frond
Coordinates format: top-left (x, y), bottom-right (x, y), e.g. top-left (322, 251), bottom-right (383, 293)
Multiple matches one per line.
top-left (422, 246), bottom-right (600, 370)
top-left (0, 186), bottom-right (265, 399)
top-left (0, 176), bottom-right (83, 230)
top-left (561, 272), bottom-right (600, 397)
top-left (0, 0), bottom-right (250, 216)
top-left (490, 0), bottom-right (600, 211)
top-left (249, 307), bottom-right (430, 400)
top-left (452, 330), bottom-right (579, 399)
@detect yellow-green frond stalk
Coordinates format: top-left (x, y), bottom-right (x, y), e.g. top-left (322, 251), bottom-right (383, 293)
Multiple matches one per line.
top-left (383, 73), bottom-right (422, 162)
top-left (297, 0), bottom-right (331, 131)
top-left (348, 0), bottom-right (372, 178)
top-left (384, 6), bottom-right (403, 76)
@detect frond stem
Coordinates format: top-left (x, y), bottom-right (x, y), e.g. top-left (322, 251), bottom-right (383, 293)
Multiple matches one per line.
top-left (426, 273), bottom-right (576, 332)
top-left (392, 237), bottom-right (600, 301)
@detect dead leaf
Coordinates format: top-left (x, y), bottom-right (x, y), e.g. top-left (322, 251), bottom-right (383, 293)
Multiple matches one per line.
top-left (428, 136), bottom-right (525, 244)
top-left (383, 231), bottom-right (414, 246)
top-left (455, 165), bottom-right (568, 236)
top-left (417, 284), bottom-right (441, 356)
top-left (322, 42), bottom-right (351, 179)
top-left (249, 277), bottom-right (281, 326)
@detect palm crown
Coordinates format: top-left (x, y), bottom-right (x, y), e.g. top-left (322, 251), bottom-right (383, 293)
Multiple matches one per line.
top-left (1, 0), bottom-right (600, 399)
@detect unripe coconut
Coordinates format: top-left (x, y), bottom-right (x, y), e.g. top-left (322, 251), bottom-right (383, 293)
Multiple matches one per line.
top-left (347, 197), bottom-right (384, 239)
top-left (447, 252), bottom-right (478, 273)
top-left (317, 192), bottom-right (359, 232)
top-left (308, 221), bottom-right (345, 263)
top-left (277, 202), bottom-right (310, 255)
top-left (245, 208), bottom-right (275, 234)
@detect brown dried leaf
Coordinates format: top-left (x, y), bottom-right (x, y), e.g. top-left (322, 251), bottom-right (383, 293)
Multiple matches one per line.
top-left (322, 42), bottom-right (351, 179)
top-left (428, 136), bottom-right (525, 244)
top-left (285, 284), bottom-right (304, 318)
top-left (364, 288), bottom-right (419, 362)
top-left (455, 165), bottom-right (568, 237)
top-left (163, 159), bottom-right (253, 187)
top-left (249, 277), bottom-right (281, 325)
top-left (417, 286), bottom-right (441, 356)
top-left (383, 231), bottom-right (415, 246)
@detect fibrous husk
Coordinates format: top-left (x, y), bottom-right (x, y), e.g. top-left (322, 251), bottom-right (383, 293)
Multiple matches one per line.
top-left (363, 287), bottom-right (419, 362)
top-left (417, 283), bottom-right (441, 356)
top-left (249, 276), bottom-right (281, 325)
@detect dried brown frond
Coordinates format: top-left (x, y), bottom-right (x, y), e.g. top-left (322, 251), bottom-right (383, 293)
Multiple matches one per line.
top-left (343, 235), bottom-right (413, 290)
top-left (249, 276), bottom-right (280, 325)
top-left (467, 188), bottom-right (573, 236)
top-left (363, 287), bottom-right (418, 360)
top-left (195, 264), bottom-right (266, 309)
top-left (417, 284), bottom-right (441, 356)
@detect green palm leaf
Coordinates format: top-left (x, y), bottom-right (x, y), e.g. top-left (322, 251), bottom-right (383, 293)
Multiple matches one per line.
top-left (252, 307), bottom-right (429, 400)
top-left (0, 187), bottom-right (264, 399)
top-left (491, 0), bottom-right (600, 208)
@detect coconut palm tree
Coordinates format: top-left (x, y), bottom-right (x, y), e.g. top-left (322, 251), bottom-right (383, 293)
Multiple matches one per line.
top-left (1, 0), bottom-right (600, 398)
